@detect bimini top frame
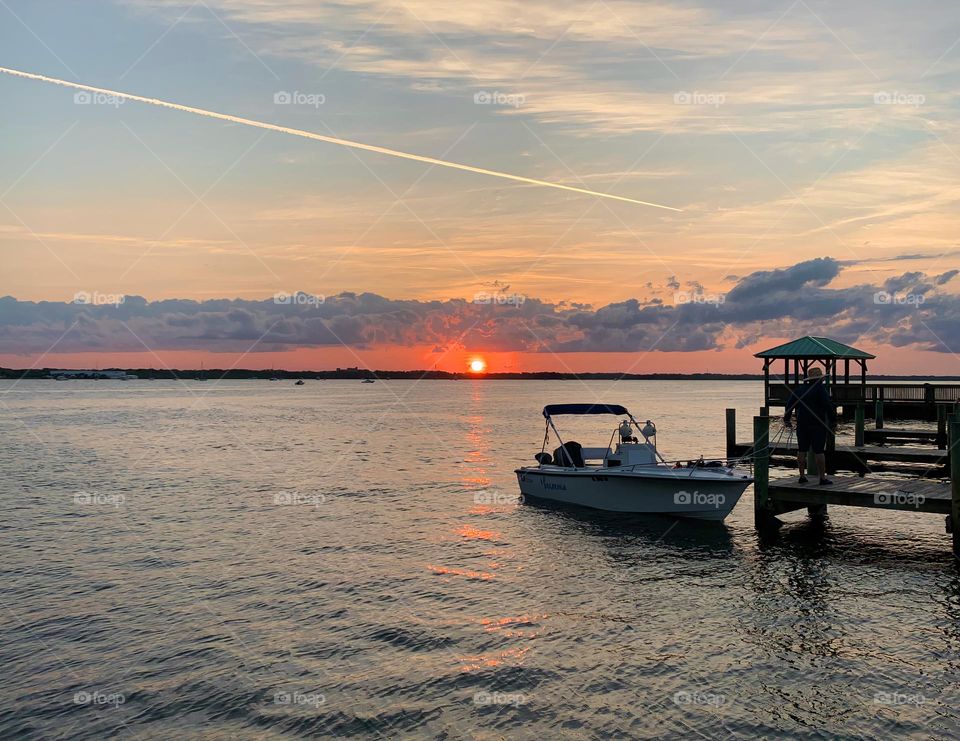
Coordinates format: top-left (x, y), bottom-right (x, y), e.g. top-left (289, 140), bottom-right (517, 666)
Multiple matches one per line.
top-left (538, 403), bottom-right (661, 468)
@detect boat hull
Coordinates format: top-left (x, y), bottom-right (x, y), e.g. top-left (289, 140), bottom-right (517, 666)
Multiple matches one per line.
top-left (516, 467), bottom-right (751, 521)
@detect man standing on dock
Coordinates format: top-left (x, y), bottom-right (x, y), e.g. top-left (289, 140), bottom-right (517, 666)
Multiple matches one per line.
top-left (784, 366), bottom-right (836, 486)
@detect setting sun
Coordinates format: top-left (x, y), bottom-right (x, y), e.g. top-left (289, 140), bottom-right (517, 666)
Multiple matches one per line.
top-left (469, 358), bottom-right (487, 373)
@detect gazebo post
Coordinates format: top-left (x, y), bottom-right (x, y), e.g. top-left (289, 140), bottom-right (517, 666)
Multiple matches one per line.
top-left (763, 359), bottom-right (770, 406)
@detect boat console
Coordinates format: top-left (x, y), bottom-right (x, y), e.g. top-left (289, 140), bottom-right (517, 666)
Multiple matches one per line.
top-left (606, 442), bottom-right (658, 468)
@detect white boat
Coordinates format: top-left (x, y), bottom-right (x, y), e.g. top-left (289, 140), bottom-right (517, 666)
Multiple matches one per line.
top-left (515, 404), bottom-right (752, 521)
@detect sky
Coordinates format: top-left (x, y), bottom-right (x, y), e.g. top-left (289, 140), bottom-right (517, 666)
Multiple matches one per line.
top-left (1, 0), bottom-right (959, 373)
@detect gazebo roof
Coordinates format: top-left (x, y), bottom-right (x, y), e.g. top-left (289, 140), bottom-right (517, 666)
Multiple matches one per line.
top-left (755, 336), bottom-right (875, 360)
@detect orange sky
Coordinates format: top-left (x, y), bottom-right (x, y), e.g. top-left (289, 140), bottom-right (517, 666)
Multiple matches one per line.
top-left (2, 1), bottom-right (959, 374)
top-left (3, 343), bottom-right (955, 376)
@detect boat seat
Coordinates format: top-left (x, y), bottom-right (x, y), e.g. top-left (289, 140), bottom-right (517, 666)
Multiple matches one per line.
top-left (553, 441), bottom-right (584, 467)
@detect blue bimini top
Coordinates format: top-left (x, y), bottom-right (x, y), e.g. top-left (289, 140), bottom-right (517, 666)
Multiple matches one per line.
top-left (542, 404), bottom-right (629, 418)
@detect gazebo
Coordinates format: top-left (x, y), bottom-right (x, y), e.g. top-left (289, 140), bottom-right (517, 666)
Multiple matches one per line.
top-left (755, 336), bottom-right (876, 407)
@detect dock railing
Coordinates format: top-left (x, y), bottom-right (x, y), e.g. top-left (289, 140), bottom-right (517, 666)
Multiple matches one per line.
top-left (767, 382), bottom-right (960, 405)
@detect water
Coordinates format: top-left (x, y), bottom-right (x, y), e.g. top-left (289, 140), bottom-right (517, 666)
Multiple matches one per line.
top-left (1, 379), bottom-right (958, 739)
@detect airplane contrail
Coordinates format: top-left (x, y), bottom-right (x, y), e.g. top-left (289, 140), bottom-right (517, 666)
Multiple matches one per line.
top-left (0, 66), bottom-right (680, 211)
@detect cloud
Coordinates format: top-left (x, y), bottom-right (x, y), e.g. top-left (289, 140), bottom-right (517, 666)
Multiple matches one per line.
top-left (2, 258), bottom-right (959, 357)
top-left (125, 0), bottom-right (957, 136)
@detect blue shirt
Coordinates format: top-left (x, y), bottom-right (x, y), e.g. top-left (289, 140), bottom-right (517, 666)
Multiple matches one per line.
top-left (784, 379), bottom-right (836, 428)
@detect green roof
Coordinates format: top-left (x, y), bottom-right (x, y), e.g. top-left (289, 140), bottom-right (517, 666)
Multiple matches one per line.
top-left (755, 336), bottom-right (875, 359)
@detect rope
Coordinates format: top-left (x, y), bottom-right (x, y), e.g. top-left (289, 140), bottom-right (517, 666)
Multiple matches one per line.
top-left (721, 417), bottom-right (792, 475)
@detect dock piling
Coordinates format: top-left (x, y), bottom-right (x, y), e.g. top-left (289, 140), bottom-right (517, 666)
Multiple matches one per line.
top-left (855, 403), bottom-right (865, 447)
top-left (725, 408), bottom-right (737, 460)
top-left (875, 397), bottom-right (884, 429)
top-left (753, 415), bottom-right (776, 529)
top-left (951, 419), bottom-right (960, 559)
top-left (826, 419), bottom-right (837, 474)
top-left (938, 405), bottom-right (948, 450)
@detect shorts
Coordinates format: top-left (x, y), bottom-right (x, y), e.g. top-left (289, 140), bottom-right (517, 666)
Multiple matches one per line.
top-left (796, 424), bottom-right (827, 454)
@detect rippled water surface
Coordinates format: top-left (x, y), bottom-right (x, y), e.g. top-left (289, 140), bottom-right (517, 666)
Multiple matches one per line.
top-left (2, 379), bottom-right (959, 739)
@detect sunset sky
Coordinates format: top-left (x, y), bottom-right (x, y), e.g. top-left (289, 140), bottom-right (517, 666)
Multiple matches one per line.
top-left (1, 0), bottom-right (959, 373)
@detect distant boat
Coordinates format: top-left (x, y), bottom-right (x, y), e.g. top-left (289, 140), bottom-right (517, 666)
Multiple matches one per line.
top-left (197, 362), bottom-right (207, 381)
top-left (295, 379), bottom-right (305, 385)
top-left (361, 378), bottom-right (376, 383)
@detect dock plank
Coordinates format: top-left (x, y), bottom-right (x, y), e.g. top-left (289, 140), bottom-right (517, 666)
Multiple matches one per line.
top-left (864, 429), bottom-right (938, 444)
top-left (864, 429), bottom-right (937, 438)
top-left (767, 475), bottom-right (951, 514)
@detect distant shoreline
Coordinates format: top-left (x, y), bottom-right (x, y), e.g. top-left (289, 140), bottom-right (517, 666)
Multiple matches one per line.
top-left (3, 368), bottom-right (959, 382)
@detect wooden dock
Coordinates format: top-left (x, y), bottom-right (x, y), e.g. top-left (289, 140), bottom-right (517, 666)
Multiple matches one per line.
top-left (750, 413), bottom-right (960, 558)
top-left (766, 475), bottom-right (951, 515)
top-left (726, 408), bottom-right (949, 476)
top-left (858, 404), bottom-right (952, 448)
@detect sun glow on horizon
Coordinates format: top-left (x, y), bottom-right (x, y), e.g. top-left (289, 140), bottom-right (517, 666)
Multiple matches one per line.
top-left (469, 358), bottom-right (487, 373)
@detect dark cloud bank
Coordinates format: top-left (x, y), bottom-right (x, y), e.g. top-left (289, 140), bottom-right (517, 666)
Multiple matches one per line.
top-left (1, 258), bottom-right (957, 356)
